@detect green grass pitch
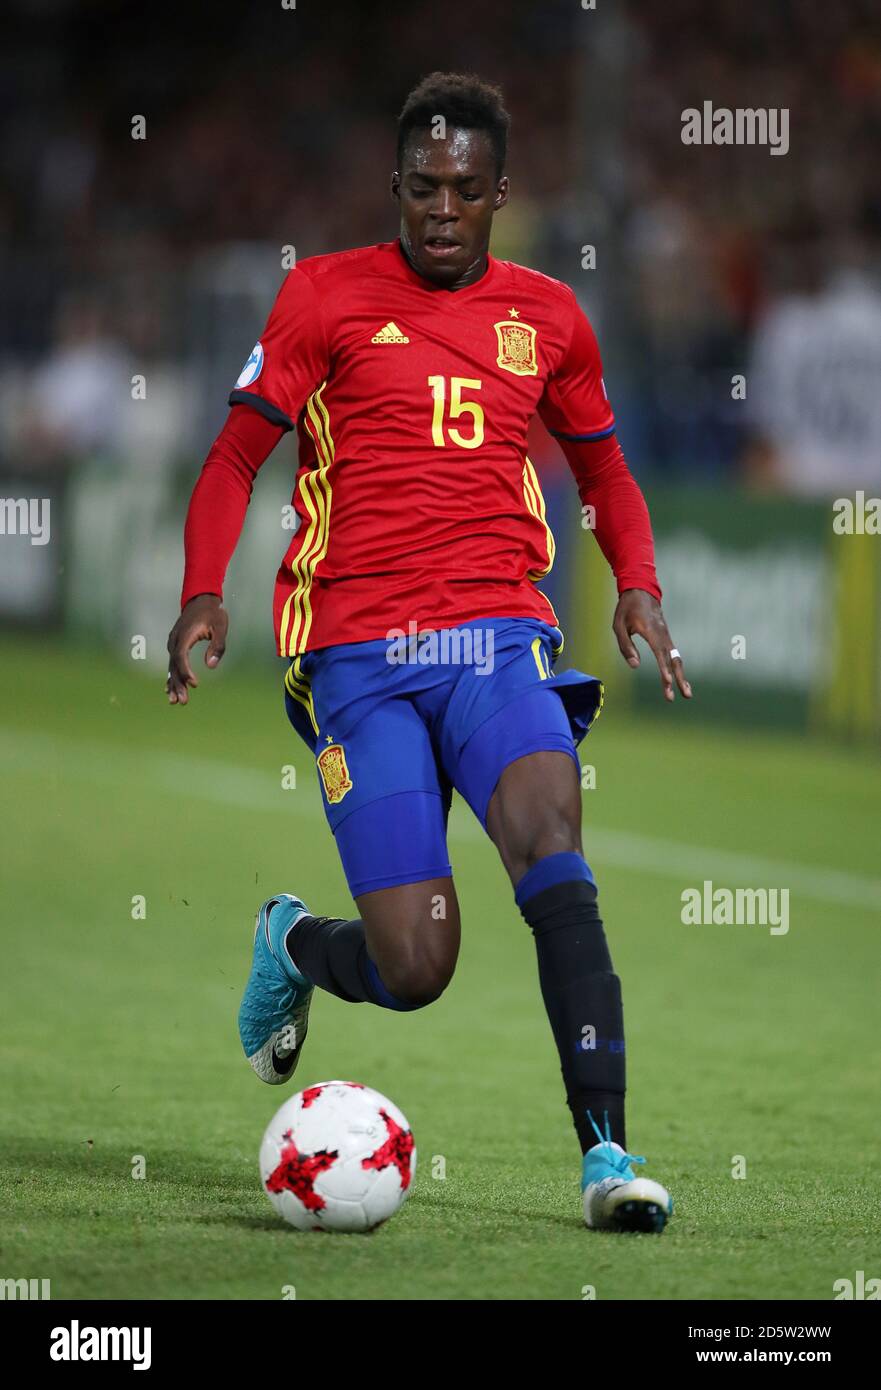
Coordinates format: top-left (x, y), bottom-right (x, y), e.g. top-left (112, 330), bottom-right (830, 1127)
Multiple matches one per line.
top-left (2, 635), bottom-right (879, 1300)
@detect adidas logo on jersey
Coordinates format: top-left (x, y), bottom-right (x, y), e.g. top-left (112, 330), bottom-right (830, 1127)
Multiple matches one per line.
top-left (371, 321), bottom-right (409, 344)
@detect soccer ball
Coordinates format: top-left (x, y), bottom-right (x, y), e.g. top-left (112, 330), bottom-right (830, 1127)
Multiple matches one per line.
top-left (259, 1080), bottom-right (416, 1232)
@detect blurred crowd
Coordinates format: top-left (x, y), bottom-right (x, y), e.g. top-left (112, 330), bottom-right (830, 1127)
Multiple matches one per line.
top-left (2, 0), bottom-right (880, 493)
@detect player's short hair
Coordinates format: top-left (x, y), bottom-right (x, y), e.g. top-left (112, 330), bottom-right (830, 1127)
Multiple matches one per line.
top-left (397, 72), bottom-right (510, 178)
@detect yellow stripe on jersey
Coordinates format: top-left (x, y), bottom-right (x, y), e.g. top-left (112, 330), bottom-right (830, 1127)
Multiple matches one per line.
top-left (289, 467), bottom-right (326, 653)
top-left (294, 387), bottom-right (335, 653)
top-left (522, 456), bottom-right (556, 579)
top-left (279, 472), bottom-right (320, 655)
top-left (279, 388), bottom-right (329, 654)
top-left (278, 382), bottom-right (336, 657)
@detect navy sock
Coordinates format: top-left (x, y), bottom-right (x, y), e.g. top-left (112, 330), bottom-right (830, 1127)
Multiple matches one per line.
top-left (285, 915), bottom-right (424, 1012)
top-left (516, 854), bottom-right (626, 1154)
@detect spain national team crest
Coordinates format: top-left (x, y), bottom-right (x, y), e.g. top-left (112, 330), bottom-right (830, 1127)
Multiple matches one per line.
top-left (494, 319), bottom-right (538, 376)
top-left (317, 742), bottom-right (353, 805)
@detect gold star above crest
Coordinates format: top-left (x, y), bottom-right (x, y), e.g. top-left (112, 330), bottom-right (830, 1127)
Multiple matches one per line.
top-left (508, 307), bottom-right (520, 318)
top-left (325, 734), bottom-right (334, 744)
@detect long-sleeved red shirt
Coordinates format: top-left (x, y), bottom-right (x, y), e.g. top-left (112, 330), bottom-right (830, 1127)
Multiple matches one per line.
top-left (182, 406), bottom-right (660, 612)
top-left (182, 241), bottom-right (660, 651)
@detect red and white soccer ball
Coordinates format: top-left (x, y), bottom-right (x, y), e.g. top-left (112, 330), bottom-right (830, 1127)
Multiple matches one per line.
top-left (259, 1080), bottom-right (416, 1233)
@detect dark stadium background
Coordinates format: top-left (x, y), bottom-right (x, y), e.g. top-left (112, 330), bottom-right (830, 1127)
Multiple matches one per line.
top-left (1, 0), bottom-right (879, 1307)
top-left (3, 0), bottom-right (879, 732)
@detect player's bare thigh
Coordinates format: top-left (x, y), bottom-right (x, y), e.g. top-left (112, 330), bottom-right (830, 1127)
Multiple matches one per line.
top-left (355, 876), bottom-right (461, 1005)
top-left (486, 750), bottom-right (583, 887)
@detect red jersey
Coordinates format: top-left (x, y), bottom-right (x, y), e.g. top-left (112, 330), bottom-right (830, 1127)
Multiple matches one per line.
top-left (228, 240), bottom-right (616, 656)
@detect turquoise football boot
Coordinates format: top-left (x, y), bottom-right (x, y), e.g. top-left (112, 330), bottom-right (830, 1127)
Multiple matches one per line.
top-left (238, 895), bottom-right (314, 1085)
top-left (581, 1110), bottom-right (673, 1233)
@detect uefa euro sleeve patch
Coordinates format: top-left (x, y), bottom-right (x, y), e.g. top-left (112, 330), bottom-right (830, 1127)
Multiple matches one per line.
top-left (236, 341), bottom-right (264, 388)
top-left (317, 743), bottom-right (353, 805)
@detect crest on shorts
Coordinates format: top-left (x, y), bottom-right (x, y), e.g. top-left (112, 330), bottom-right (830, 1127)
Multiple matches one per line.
top-left (494, 320), bottom-right (538, 376)
top-left (317, 743), bottom-right (352, 805)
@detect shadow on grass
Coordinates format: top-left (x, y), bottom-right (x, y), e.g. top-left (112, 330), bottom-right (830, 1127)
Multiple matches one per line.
top-left (1, 1135), bottom-right (589, 1234)
top-left (0, 1135), bottom-right (253, 1191)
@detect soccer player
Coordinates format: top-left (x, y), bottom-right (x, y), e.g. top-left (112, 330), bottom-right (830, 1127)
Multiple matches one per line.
top-left (166, 73), bottom-right (692, 1233)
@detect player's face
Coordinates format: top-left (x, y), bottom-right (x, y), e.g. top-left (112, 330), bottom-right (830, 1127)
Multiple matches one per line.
top-left (393, 127), bottom-right (508, 288)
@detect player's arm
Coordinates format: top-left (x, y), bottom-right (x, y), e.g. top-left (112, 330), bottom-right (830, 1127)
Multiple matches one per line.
top-left (558, 431), bottom-right (690, 702)
top-left (166, 406), bottom-right (283, 704)
top-left (538, 293), bottom-right (691, 703)
top-left (167, 266), bottom-right (329, 706)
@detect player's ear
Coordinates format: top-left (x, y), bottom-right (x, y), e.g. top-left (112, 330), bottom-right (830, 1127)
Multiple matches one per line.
top-left (494, 176), bottom-right (509, 211)
top-left (391, 172), bottom-right (401, 201)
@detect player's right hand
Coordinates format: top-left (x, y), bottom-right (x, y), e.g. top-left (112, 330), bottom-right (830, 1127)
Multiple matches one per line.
top-left (166, 594), bottom-right (229, 705)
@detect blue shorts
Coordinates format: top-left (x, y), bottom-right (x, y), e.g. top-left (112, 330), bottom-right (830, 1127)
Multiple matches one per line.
top-left (283, 618), bottom-right (602, 898)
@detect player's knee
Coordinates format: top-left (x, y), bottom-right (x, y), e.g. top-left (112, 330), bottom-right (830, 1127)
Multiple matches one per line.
top-left (506, 810), bottom-right (580, 882)
top-left (490, 760), bottom-right (582, 884)
top-left (380, 954), bottom-right (453, 1008)
top-left (526, 815), bottom-right (580, 865)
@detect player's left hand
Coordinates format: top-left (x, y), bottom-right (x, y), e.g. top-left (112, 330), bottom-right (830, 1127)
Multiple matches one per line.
top-left (613, 589), bottom-right (692, 703)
